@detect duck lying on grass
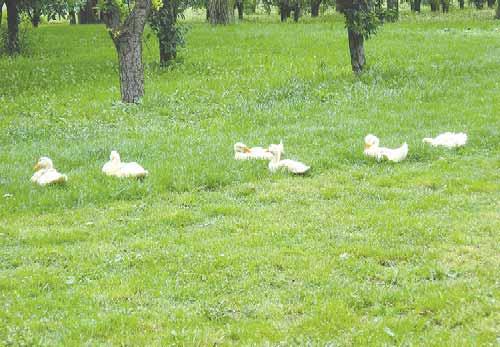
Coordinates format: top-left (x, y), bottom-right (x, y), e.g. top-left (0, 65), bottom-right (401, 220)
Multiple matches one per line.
top-left (423, 132), bottom-right (467, 148)
top-left (234, 142), bottom-right (274, 160)
top-left (268, 142), bottom-right (310, 174)
top-left (31, 157), bottom-right (68, 186)
top-left (364, 134), bottom-right (408, 163)
top-left (102, 151), bottom-right (148, 178)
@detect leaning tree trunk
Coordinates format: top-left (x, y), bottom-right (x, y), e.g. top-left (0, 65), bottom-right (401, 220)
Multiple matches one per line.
top-left (208, 0), bottom-right (230, 24)
top-left (311, 0), bottom-right (321, 17)
top-left (6, 0), bottom-right (19, 55)
top-left (103, 0), bottom-right (151, 103)
top-left (347, 28), bottom-right (365, 73)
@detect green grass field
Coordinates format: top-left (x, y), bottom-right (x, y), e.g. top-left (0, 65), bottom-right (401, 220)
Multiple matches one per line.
top-left (1, 9), bottom-right (499, 345)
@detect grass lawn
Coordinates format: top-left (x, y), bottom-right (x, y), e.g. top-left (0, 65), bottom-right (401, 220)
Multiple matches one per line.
top-left (1, 9), bottom-right (499, 345)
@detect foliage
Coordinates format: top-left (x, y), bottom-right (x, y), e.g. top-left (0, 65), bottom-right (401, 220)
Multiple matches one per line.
top-left (342, 0), bottom-right (383, 39)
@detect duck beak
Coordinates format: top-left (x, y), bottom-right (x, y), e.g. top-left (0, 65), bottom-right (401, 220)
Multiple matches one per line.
top-left (34, 163), bottom-right (41, 170)
top-left (243, 147), bottom-right (251, 153)
top-left (364, 143), bottom-right (371, 150)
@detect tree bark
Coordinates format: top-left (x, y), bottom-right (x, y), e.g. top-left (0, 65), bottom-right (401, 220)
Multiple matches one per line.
top-left (347, 28), bottom-right (365, 73)
top-left (411, 0), bottom-right (421, 11)
top-left (78, 0), bottom-right (99, 24)
top-left (459, 0), bottom-right (464, 8)
top-left (0, 0), bottom-right (4, 26)
top-left (208, 0), bottom-right (230, 24)
top-left (279, 0), bottom-right (289, 21)
top-left (292, 2), bottom-right (300, 21)
top-left (103, 0), bottom-right (151, 103)
top-left (430, 0), bottom-right (438, 11)
top-left (69, 10), bottom-right (77, 24)
top-left (31, 4), bottom-right (41, 27)
top-left (440, 0), bottom-right (449, 12)
top-left (496, 0), bottom-right (500, 18)
top-left (311, 0), bottom-right (321, 17)
top-left (487, 0), bottom-right (495, 8)
top-left (157, 0), bottom-right (178, 66)
top-left (387, 0), bottom-right (398, 21)
top-left (6, 0), bottom-right (19, 55)
top-left (236, 0), bottom-right (243, 20)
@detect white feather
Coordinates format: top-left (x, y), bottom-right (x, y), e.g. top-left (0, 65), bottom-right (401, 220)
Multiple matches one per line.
top-left (423, 132), bottom-right (467, 148)
top-left (102, 151), bottom-right (148, 178)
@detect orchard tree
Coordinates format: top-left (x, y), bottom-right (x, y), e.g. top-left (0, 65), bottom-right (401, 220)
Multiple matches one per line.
top-left (208, 0), bottom-right (230, 24)
top-left (5, 0), bottom-right (19, 54)
top-left (102, 0), bottom-right (152, 103)
top-left (337, 0), bottom-right (383, 72)
top-left (149, 0), bottom-right (187, 65)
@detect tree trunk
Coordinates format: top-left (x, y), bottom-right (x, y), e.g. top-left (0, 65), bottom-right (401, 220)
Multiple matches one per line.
top-left (235, 0), bottom-right (243, 19)
top-left (387, 0), bottom-right (398, 21)
top-left (487, 0), bottom-right (495, 8)
top-left (69, 10), bottom-right (77, 24)
top-left (114, 35), bottom-right (145, 103)
top-left (6, 0), bottom-right (19, 55)
top-left (292, 2), bottom-right (300, 21)
top-left (103, 0), bottom-right (151, 103)
top-left (78, 0), bottom-right (99, 24)
top-left (440, 0), bottom-right (449, 12)
top-left (459, 0), bottom-right (464, 8)
top-left (0, 0), bottom-right (4, 26)
top-left (347, 28), bottom-right (365, 73)
top-left (31, 5), bottom-right (41, 27)
top-left (157, 0), bottom-right (178, 66)
top-left (430, 0), bottom-right (438, 11)
top-left (279, 0), bottom-right (289, 21)
top-left (496, 0), bottom-right (500, 18)
top-left (311, 0), bottom-right (321, 17)
top-left (411, 0), bottom-right (421, 11)
top-left (208, 0), bottom-right (230, 24)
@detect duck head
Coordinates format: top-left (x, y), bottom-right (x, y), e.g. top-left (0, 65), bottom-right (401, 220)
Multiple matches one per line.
top-left (234, 142), bottom-right (251, 153)
top-left (268, 141), bottom-right (284, 156)
top-left (364, 134), bottom-right (380, 150)
top-left (34, 157), bottom-right (54, 171)
top-left (110, 150), bottom-right (121, 163)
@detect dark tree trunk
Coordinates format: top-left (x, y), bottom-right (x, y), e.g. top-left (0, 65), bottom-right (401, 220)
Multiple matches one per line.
top-left (157, 0), bottom-right (178, 66)
top-left (459, 0), bottom-right (464, 8)
top-left (496, 0), bottom-right (500, 18)
top-left (279, 0), bottom-right (289, 21)
top-left (292, 2), bottom-right (300, 21)
top-left (69, 10), bottom-right (77, 24)
top-left (78, 0), bottom-right (100, 24)
top-left (411, 0), bottom-right (421, 11)
top-left (208, 0), bottom-right (230, 24)
top-left (347, 28), bottom-right (365, 73)
top-left (115, 35), bottom-right (145, 103)
top-left (31, 6), bottom-right (41, 27)
top-left (487, 0), bottom-right (495, 8)
top-left (430, 0), bottom-right (438, 11)
top-left (103, 0), bottom-right (151, 103)
top-left (6, 0), bottom-right (19, 55)
top-left (440, 0), bottom-right (449, 11)
top-left (387, 0), bottom-right (398, 21)
top-left (311, 0), bottom-right (321, 17)
top-left (235, 0), bottom-right (243, 19)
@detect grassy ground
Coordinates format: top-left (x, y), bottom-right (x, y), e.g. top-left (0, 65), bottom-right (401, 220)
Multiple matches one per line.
top-left (1, 9), bottom-right (499, 346)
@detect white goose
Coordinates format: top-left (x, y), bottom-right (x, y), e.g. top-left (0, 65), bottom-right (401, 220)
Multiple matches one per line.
top-left (102, 151), bottom-right (148, 178)
top-left (234, 142), bottom-right (274, 160)
top-left (423, 132), bottom-right (467, 148)
top-left (268, 142), bottom-right (310, 174)
top-left (364, 134), bottom-right (408, 163)
top-left (31, 157), bottom-right (68, 186)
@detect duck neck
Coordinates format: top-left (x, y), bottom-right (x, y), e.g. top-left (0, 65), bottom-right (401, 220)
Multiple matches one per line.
top-left (272, 151), bottom-right (281, 164)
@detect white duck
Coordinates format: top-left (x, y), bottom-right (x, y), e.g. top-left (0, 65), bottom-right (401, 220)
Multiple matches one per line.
top-left (423, 132), bottom-right (467, 149)
top-left (268, 142), bottom-right (310, 174)
top-left (234, 142), bottom-right (274, 160)
top-left (364, 134), bottom-right (408, 163)
top-left (31, 157), bottom-right (68, 186)
top-left (102, 150), bottom-right (148, 178)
